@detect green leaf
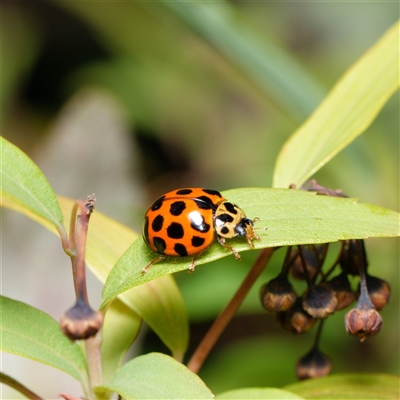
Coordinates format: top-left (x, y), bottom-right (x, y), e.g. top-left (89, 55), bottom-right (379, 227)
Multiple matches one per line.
top-left (284, 373), bottom-right (400, 400)
top-left (1, 194), bottom-right (189, 359)
top-left (217, 388), bottom-right (304, 399)
top-left (101, 300), bottom-right (142, 384)
top-left (94, 352), bottom-right (214, 399)
top-left (273, 21), bottom-right (400, 188)
top-left (0, 296), bottom-right (88, 385)
top-left (160, 1), bottom-right (325, 121)
top-left (101, 188), bottom-right (399, 306)
top-left (0, 137), bottom-right (64, 234)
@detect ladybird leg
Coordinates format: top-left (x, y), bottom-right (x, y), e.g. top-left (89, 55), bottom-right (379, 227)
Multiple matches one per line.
top-left (246, 219), bottom-right (261, 248)
top-left (217, 236), bottom-right (241, 260)
top-left (187, 251), bottom-right (204, 274)
top-left (141, 255), bottom-right (166, 275)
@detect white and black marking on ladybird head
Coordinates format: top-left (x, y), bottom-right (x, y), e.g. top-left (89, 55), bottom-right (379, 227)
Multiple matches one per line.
top-left (214, 201), bottom-right (260, 248)
top-left (235, 217), bottom-right (255, 237)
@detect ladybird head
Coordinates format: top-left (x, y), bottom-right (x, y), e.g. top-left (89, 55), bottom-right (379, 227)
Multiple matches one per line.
top-left (214, 202), bottom-right (259, 247)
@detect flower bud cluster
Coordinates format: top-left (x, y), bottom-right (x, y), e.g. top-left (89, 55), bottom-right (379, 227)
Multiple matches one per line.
top-left (259, 180), bottom-right (391, 380)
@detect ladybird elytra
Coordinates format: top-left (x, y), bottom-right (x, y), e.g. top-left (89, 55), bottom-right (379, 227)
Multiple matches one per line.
top-left (142, 188), bottom-right (260, 274)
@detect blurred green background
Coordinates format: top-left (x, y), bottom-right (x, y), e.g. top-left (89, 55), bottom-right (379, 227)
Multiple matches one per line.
top-left (2, 1), bottom-right (399, 398)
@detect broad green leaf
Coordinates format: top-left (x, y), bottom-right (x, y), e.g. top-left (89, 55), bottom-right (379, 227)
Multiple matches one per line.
top-left (284, 373), bottom-right (400, 400)
top-left (0, 137), bottom-right (64, 235)
top-left (0, 296), bottom-right (88, 385)
top-left (101, 300), bottom-right (142, 384)
top-left (94, 352), bottom-right (214, 399)
top-left (160, 1), bottom-right (325, 121)
top-left (217, 388), bottom-right (304, 399)
top-left (273, 21), bottom-right (400, 188)
top-left (1, 194), bottom-right (189, 359)
top-left (102, 188), bottom-right (399, 307)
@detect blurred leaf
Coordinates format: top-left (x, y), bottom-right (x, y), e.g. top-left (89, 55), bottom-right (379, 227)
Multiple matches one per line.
top-left (160, 1), bottom-right (325, 121)
top-left (101, 187), bottom-right (399, 307)
top-left (273, 21), bottom-right (400, 188)
top-left (217, 388), bottom-right (304, 399)
top-left (114, 276), bottom-right (189, 362)
top-left (1, 5), bottom-right (41, 115)
top-left (0, 137), bottom-right (64, 235)
top-left (200, 335), bottom-right (301, 393)
top-left (0, 296), bottom-right (88, 385)
top-left (284, 373), bottom-right (400, 399)
top-left (101, 300), bottom-right (142, 384)
top-left (94, 352), bottom-right (214, 399)
top-left (1, 193), bottom-right (189, 359)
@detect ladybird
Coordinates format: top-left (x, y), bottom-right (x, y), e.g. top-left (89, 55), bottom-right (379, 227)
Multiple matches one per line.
top-left (142, 188), bottom-right (260, 274)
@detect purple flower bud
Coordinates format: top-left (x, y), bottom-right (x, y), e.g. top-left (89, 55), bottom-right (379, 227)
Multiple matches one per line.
top-left (60, 298), bottom-right (103, 341)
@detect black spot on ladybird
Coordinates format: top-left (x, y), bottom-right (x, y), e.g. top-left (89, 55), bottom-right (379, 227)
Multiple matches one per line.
top-left (192, 236), bottom-right (205, 247)
top-left (152, 214), bottom-right (164, 232)
top-left (153, 237), bottom-right (166, 253)
top-left (176, 189), bottom-right (193, 195)
top-left (203, 189), bottom-right (222, 197)
top-left (217, 213), bottom-right (234, 223)
top-left (174, 243), bottom-right (188, 256)
top-left (195, 199), bottom-right (214, 210)
top-left (221, 226), bottom-right (230, 235)
top-left (167, 222), bottom-right (184, 239)
top-left (151, 196), bottom-right (165, 211)
top-left (170, 201), bottom-right (186, 216)
top-left (143, 216), bottom-right (150, 237)
top-left (224, 202), bottom-right (238, 214)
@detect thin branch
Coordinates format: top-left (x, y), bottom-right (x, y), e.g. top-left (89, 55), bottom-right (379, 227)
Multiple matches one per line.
top-left (0, 372), bottom-right (43, 400)
top-left (187, 247), bottom-right (275, 374)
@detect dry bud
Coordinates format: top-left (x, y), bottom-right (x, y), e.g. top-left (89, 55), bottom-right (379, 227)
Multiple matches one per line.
top-left (345, 304), bottom-right (382, 342)
top-left (302, 283), bottom-right (338, 319)
top-left (365, 275), bottom-right (391, 311)
top-left (60, 299), bottom-right (103, 341)
top-left (327, 272), bottom-right (356, 311)
top-left (278, 298), bottom-right (317, 334)
top-left (260, 276), bottom-right (297, 313)
top-left (296, 347), bottom-right (332, 380)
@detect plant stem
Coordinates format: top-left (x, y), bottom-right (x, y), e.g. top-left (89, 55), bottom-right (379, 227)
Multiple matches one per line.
top-left (297, 245), bottom-right (313, 289)
top-left (85, 334), bottom-right (103, 389)
top-left (73, 199), bottom-right (90, 302)
top-left (187, 247), bottom-right (275, 374)
top-left (0, 372), bottom-right (43, 400)
top-left (279, 245), bottom-right (292, 277)
top-left (312, 319), bottom-right (324, 348)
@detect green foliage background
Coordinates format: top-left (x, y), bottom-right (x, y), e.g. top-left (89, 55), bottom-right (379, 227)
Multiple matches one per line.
top-left (2, 1), bottom-right (399, 398)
